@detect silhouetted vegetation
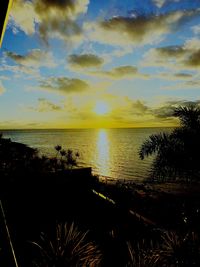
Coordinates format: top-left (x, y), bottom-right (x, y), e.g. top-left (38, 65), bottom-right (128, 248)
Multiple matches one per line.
top-left (1, 130), bottom-right (200, 266)
top-left (30, 222), bottom-right (102, 267)
top-left (54, 145), bottom-right (80, 170)
top-left (139, 105), bottom-right (200, 182)
top-left (126, 230), bottom-right (200, 267)
top-left (0, 133), bottom-right (39, 176)
top-left (0, 134), bottom-right (79, 177)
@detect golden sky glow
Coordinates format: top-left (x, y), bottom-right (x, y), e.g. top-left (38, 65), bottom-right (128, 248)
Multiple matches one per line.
top-left (0, 1), bottom-right (200, 128)
top-left (94, 101), bottom-right (110, 116)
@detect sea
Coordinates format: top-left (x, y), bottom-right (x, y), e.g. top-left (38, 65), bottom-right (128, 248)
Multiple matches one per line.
top-left (1, 128), bottom-right (172, 182)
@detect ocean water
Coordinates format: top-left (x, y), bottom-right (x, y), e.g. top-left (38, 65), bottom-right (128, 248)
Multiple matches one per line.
top-left (1, 128), bottom-right (172, 182)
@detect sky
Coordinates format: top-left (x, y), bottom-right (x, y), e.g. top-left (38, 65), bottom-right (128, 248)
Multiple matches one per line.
top-left (1, 0), bottom-right (200, 129)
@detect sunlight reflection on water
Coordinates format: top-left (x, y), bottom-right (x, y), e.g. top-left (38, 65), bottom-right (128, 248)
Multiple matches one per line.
top-left (1, 128), bottom-right (173, 181)
top-left (96, 129), bottom-right (110, 177)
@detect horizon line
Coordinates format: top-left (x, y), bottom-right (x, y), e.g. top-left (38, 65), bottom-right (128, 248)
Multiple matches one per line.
top-left (0, 126), bottom-right (176, 131)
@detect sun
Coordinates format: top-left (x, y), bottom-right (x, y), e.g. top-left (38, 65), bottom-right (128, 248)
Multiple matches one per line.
top-left (94, 101), bottom-right (109, 115)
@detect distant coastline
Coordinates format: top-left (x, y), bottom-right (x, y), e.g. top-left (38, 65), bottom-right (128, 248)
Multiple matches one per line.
top-left (0, 126), bottom-right (175, 131)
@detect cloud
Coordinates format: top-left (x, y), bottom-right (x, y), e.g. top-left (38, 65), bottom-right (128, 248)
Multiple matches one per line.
top-left (29, 98), bottom-right (63, 112)
top-left (153, 100), bottom-right (200, 118)
top-left (142, 45), bottom-right (187, 69)
top-left (182, 39), bottom-right (200, 68)
top-left (84, 10), bottom-right (198, 47)
top-left (6, 49), bottom-right (56, 69)
top-left (109, 98), bottom-right (200, 126)
top-left (132, 100), bottom-right (149, 115)
top-left (152, 0), bottom-right (166, 8)
top-left (9, 0), bottom-right (89, 44)
top-left (68, 54), bottom-right (104, 68)
top-left (0, 76), bottom-right (10, 81)
top-left (0, 64), bottom-right (40, 78)
top-left (153, 104), bottom-right (176, 118)
top-left (39, 77), bottom-right (89, 94)
top-left (184, 49), bottom-right (200, 67)
top-left (88, 65), bottom-right (148, 79)
top-left (192, 24), bottom-right (200, 35)
top-left (35, 0), bottom-right (89, 19)
top-left (156, 45), bottom-right (186, 58)
top-left (152, 0), bottom-right (182, 8)
top-left (112, 99), bottom-right (200, 126)
top-left (143, 38), bottom-right (200, 71)
top-left (34, 0), bottom-right (89, 42)
top-left (174, 73), bottom-right (193, 79)
top-left (9, 0), bottom-right (39, 35)
top-left (162, 79), bottom-right (200, 90)
top-left (152, 71), bottom-right (193, 81)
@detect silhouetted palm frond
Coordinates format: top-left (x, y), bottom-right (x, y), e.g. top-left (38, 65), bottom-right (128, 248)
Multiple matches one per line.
top-left (139, 133), bottom-right (170, 160)
top-left (174, 105), bottom-right (200, 129)
top-left (126, 240), bottom-right (160, 267)
top-left (30, 222), bottom-right (102, 267)
top-left (159, 231), bottom-right (200, 266)
top-left (139, 105), bottom-right (200, 181)
top-left (55, 145), bottom-right (62, 152)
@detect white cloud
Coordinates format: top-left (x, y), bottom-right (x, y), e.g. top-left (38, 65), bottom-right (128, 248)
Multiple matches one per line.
top-left (152, 0), bottom-right (181, 8)
top-left (9, 0), bottom-right (39, 35)
top-left (191, 24), bottom-right (200, 35)
top-left (152, 0), bottom-right (166, 8)
top-left (184, 38), bottom-right (200, 51)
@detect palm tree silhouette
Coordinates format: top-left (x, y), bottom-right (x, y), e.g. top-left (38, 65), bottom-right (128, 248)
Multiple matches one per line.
top-left (139, 105), bottom-right (200, 182)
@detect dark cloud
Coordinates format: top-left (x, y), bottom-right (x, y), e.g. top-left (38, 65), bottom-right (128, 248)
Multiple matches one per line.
top-left (36, 0), bottom-right (75, 11)
top-left (153, 100), bottom-right (200, 118)
top-left (68, 54), bottom-right (104, 68)
top-left (6, 51), bottom-right (24, 61)
top-left (10, 0), bottom-right (89, 42)
top-left (157, 45), bottom-right (200, 68)
top-left (174, 73), bottom-right (193, 78)
top-left (34, 0), bottom-right (89, 42)
top-left (104, 65), bottom-right (138, 78)
top-left (144, 40), bottom-right (200, 71)
top-left (132, 100), bottom-right (149, 115)
top-left (6, 49), bottom-right (56, 68)
top-left (184, 80), bottom-right (200, 87)
top-left (86, 10), bottom-right (200, 47)
top-left (39, 76), bottom-right (89, 94)
top-left (184, 49), bottom-right (200, 67)
top-left (153, 105), bottom-right (175, 118)
top-left (156, 45), bottom-right (186, 57)
top-left (89, 65), bottom-right (147, 79)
